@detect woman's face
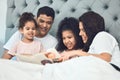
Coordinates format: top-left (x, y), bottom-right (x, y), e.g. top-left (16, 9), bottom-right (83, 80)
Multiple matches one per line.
top-left (62, 30), bottom-right (76, 50)
top-left (79, 22), bottom-right (88, 43)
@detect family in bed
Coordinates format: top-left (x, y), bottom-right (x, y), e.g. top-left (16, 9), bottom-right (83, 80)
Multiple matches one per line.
top-left (1, 6), bottom-right (120, 80)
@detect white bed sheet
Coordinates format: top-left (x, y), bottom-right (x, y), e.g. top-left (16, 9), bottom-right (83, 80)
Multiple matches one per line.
top-left (0, 59), bottom-right (44, 80)
top-left (0, 56), bottom-right (120, 80)
top-left (42, 56), bottom-right (120, 80)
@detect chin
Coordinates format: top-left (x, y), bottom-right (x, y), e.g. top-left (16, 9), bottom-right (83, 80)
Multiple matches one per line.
top-left (67, 48), bottom-right (73, 50)
top-left (40, 31), bottom-right (47, 36)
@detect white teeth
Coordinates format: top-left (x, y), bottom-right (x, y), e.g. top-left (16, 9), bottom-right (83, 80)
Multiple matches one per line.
top-left (66, 44), bottom-right (71, 48)
top-left (41, 28), bottom-right (47, 31)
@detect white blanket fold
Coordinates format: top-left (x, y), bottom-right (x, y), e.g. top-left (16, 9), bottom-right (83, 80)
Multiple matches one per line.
top-left (42, 56), bottom-right (120, 80)
top-left (0, 56), bottom-right (120, 80)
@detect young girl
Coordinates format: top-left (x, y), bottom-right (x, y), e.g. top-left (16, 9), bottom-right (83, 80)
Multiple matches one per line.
top-left (45, 17), bottom-right (84, 62)
top-left (6, 12), bottom-right (44, 60)
top-left (56, 17), bottom-right (84, 52)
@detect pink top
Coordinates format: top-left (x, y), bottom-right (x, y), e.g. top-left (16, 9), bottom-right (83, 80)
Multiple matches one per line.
top-left (8, 39), bottom-right (44, 55)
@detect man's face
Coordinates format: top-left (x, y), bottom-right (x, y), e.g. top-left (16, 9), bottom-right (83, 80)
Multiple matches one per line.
top-left (36, 14), bottom-right (53, 37)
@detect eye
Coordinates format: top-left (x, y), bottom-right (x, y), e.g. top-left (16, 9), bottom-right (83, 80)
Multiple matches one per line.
top-left (39, 19), bottom-right (44, 23)
top-left (25, 27), bottom-right (30, 30)
top-left (46, 21), bottom-right (52, 25)
top-left (68, 36), bottom-right (72, 39)
top-left (82, 29), bottom-right (85, 32)
top-left (62, 37), bottom-right (65, 40)
top-left (80, 28), bottom-right (85, 32)
top-left (32, 27), bottom-right (36, 30)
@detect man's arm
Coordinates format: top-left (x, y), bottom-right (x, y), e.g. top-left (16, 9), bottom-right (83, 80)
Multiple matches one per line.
top-left (2, 49), bottom-right (13, 59)
top-left (2, 31), bottom-right (22, 59)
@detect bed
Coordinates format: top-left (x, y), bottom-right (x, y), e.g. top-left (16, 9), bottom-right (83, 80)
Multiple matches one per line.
top-left (0, 56), bottom-right (120, 80)
top-left (1, 0), bottom-right (120, 80)
top-left (5, 0), bottom-right (120, 48)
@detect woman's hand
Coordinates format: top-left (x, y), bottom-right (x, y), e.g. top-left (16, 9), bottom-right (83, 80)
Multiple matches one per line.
top-left (60, 50), bottom-right (80, 61)
top-left (60, 50), bottom-right (88, 61)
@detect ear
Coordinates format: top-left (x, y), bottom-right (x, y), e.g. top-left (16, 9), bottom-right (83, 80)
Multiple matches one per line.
top-left (19, 28), bottom-right (23, 34)
top-left (35, 17), bottom-right (38, 23)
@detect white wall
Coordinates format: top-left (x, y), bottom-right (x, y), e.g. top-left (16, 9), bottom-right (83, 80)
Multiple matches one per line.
top-left (0, 0), bottom-right (7, 44)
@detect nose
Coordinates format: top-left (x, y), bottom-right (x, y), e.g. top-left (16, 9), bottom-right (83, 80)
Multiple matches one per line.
top-left (30, 30), bottom-right (33, 33)
top-left (29, 29), bottom-right (34, 32)
top-left (43, 23), bottom-right (47, 27)
top-left (65, 38), bottom-right (69, 43)
top-left (79, 30), bottom-right (82, 36)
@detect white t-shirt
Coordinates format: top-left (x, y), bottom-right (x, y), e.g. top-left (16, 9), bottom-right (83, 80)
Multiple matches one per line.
top-left (4, 31), bottom-right (58, 50)
top-left (88, 31), bottom-right (120, 68)
top-left (34, 34), bottom-right (58, 50)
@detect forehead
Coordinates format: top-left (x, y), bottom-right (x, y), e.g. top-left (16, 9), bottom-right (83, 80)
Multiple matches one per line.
top-left (24, 21), bottom-right (35, 27)
top-left (79, 22), bottom-right (83, 29)
top-left (25, 21), bottom-right (35, 25)
top-left (38, 14), bottom-right (53, 21)
top-left (62, 30), bottom-right (74, 35)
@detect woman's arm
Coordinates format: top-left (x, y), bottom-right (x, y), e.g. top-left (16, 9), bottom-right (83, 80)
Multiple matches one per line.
top-left (60, 50), bottom-right (111, 62)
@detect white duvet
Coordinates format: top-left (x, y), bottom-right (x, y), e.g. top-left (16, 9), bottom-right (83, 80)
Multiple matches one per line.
top-left (0, 56), bottom-right (120, 80)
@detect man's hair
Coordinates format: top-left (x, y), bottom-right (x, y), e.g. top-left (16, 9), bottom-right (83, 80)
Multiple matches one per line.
top-left (79, 11), bottom-right (105, 51)
top-left (37, 6), bottom-right (55, 20)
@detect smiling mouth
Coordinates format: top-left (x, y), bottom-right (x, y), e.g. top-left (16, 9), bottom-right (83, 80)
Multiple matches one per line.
top-left (66, 44), bottom-right (72, 48)
top-left (40, 28), bottom-right (47, 32)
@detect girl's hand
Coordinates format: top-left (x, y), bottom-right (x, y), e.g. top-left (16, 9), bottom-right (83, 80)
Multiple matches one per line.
top-left (60, 50), bottom-right (76, 61)
top-left (60, 50), bottom-right (83, 61)
top-left (44, 52), bottom-right (56, 59)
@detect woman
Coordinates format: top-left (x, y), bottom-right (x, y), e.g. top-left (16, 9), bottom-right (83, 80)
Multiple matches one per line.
top-left (61, 11), bottom-right (120, 71)
top-left (0, 12), bottom-right (120, 80)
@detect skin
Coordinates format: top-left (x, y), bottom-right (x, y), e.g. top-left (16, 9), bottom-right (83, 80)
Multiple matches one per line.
top-left (62, 30), bottom-right (76, 50)
top-left (45, 30), bottom-right (77, 61)
top-left (2, 21), bottom-right (37, 59)
top-left (45, 53), bottom-right (55, 59)
top-left (60, 22), bottom-right (111, 62)
top-left (2, 14), bottom-right (54, 59)
top-left (36, 14), bottom-right (53, 38)
top-left (20, 21), bottom-right (36, 43)
top-left (79, 22), bottom-right (88, 43)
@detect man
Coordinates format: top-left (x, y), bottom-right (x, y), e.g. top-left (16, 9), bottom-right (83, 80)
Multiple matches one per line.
top-left (2, 6), bottom-right (57, 59)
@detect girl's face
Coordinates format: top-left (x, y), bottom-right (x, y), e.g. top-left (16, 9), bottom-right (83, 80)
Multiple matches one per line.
top-left (62, 30), bottom-right (76, 50)
top-left (79, 22), bottom-right (88, 43)
top-left (20, 21), bottom-right (36, 42)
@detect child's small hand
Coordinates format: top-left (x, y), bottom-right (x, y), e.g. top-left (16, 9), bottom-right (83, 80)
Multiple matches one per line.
top-left (45, 52), bottom-right (56, 59)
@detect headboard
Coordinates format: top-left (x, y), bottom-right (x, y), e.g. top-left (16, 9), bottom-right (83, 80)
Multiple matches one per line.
top-left (6, 0), bottom-right (120, 47)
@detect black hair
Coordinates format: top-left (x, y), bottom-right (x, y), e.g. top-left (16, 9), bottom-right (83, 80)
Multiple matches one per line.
top-left (19, 12), bottom-right (37, 29)
top-left (79, 11), bottom-right (105, 51)
top-left (37, 6), bottom-right (55, 20)
top-left (56, 17), bottom-right (84, 52)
